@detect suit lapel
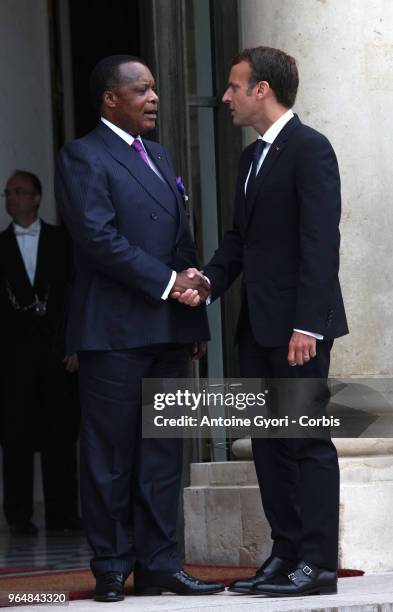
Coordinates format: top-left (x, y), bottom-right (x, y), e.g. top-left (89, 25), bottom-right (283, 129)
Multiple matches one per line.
top-left (237, 145), bottom-right (254, 232)
top-left (96, 123), bottom-right (177, 218)
top-left (143, 141), bottom-right (180, 201)
top-left (244, 115), bottom-right (301, 229)
top-left (142, 139), bottom-right (190, 242)
top-left (2, 224), bottom-right (36, 302)
top-left (34, 220), bottom-right (50, 295)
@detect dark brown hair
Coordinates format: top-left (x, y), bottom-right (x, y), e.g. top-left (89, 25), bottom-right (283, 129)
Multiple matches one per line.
top-left (232, 46), bottom-right (299, 108)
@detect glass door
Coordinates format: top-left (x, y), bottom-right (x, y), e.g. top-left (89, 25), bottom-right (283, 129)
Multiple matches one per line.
top-left (140, 0), bottom-right (241, 460)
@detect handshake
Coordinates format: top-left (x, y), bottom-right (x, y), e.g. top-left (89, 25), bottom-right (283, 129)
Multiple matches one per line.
top-left (170, 269), bottom-right (211, 307)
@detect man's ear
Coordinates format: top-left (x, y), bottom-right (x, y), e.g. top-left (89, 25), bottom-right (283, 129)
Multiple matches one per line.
top-left (256, 80), bottom-right (270, 99)
top-left (102, 90), bottom-right (117, 108)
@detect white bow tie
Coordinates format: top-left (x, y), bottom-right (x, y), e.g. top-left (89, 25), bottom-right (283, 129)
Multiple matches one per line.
top-left (14, 227), bottom-right (40, 237)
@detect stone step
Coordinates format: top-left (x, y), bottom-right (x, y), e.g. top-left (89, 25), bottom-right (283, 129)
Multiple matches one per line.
top-left (185, 460), bottom-right (393, 572)
top-left (12, 573), bottom-right (393, 612)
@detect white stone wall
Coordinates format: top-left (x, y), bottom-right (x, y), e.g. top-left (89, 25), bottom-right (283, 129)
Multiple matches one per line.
top-left (240, 0), bottom-right (393, 376)
top-left (0, 0), bottom-right (56, 230)
top-left (185, 458), bottom-right (393, 572)
top-left (0, 0), bottom-right (55, 515)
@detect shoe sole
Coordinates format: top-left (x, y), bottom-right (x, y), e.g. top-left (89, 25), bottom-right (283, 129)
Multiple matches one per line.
top-left (134, 587), bottom-right (225, 596)
top-left (93, 596), bottom-right (124, 602)
top-left (253, 586), bottom-right (337, 597)
top-left (227, 587), bottom-right (253, 594)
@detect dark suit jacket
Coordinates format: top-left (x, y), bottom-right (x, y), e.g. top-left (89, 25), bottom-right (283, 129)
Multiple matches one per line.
top-left (0, 220), bottom-right (72, 351)
top-left (55, 122), bottom-right (209, 352)
top-left (204, 115), bottom-right (348, 346)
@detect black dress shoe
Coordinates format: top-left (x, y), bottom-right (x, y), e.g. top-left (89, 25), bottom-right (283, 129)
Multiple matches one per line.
top-left (10, 521), bottom-right (38, 536)
top-left (228, 556), bottom-right (295, 593)
top-left (94, 572), bottom-right (125, 602)
top-left (253, 561), bottom-right (337, 597)
top-left (134, 569), bottom-right (225, 596)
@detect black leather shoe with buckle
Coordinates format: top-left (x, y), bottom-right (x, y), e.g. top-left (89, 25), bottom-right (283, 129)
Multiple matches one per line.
top-left (134, 568), bottom-right (225, 596)
top-left (94, 572), bottom-right (125, 602)
top-left (252, 561), bottom-right (337, 597)
top-left (228, 556), bottom-right (296, 594)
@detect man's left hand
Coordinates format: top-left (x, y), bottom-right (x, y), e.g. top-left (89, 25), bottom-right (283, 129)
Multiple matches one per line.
top-left (287, 332), bottom-right (317, 366)
top-left (191, 341), bottom-right (207, 360)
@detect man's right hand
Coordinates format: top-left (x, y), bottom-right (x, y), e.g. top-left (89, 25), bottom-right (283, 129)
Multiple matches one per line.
top-left (171, 268), bottom-right (211, 306)
top-left (63, 353), bottom-right (79, 373)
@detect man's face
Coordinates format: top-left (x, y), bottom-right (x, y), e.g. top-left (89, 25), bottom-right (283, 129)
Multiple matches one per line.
top-left (222, 61), bottom-right (261, 127)
top-left (106, 62), bottom-right (159, 135)
top-left (4, 174), bottom-right (40, 221)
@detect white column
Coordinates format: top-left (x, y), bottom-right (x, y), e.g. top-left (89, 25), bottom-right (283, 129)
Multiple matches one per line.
top-left (0, 0), bottom-right (57, 229)
top-left (0, 0), bottom-right (55, 523)
top-left (240, 0), bottom-right (393, 376)
top-left (183, 3), bottom-right (393, 572)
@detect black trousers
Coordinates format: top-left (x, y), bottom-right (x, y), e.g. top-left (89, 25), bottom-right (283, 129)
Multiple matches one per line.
top-left (78, 343), bottom-right (190, 578)
top-left (238, 318), bottom-right (339, 570)
top-left (1, 340), bottom-right (80, 527)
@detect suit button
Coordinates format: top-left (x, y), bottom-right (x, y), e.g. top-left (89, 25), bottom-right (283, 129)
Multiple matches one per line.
top-left (150, 212), bottom-right (158, 220)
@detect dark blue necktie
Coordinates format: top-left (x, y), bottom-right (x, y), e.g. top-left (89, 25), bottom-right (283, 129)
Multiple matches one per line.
top-left (247, 138), bottom-right (266, 195)
top-left (245, 139), bottom-right (267, 218)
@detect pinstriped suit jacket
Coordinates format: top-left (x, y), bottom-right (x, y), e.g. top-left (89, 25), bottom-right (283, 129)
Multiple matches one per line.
top-left (55, 122), bottom-right (209, 352)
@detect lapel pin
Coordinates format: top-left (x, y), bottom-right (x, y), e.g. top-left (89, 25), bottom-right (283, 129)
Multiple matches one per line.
top-left (157, 154), bottom-right (162, 159)
top-left (275, 145), bottom-right (281, 151)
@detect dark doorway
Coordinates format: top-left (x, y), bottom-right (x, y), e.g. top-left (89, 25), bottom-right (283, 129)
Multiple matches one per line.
top-left (69, 0), bottom-right (141, 137)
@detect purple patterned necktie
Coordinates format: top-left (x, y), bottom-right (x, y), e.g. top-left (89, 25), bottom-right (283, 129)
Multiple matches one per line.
top-left (132, 139), bottom-right (150, 166)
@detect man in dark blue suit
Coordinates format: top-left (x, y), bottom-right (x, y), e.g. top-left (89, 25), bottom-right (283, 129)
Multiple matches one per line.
top-left (55, 55), bottom-right (222, 602)
top-left (174, 47), bottom-right (348, 597)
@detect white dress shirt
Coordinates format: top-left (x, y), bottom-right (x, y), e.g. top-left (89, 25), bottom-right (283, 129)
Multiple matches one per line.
top-left (244, 108), bottom-right (294, 193)
top-left (13, 218), bottom-right (41, 286)
top-left (100, 117), bottom-right (176, 299)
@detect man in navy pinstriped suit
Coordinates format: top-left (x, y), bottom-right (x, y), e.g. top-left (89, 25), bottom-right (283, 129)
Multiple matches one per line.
top-left (55, 55), bottom-right (222, 602)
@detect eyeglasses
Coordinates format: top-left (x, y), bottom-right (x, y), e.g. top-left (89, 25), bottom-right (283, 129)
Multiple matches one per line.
top-left (1, 189), bottom-right (37, 198)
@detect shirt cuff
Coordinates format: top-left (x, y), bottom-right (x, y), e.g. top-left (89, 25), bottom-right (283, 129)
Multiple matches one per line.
top-left (203, 275), bottom-right (212, 305)
top-left (293, 328), bottom-right (324, 340)
top-left (161, 270), bottom-right (177, 300)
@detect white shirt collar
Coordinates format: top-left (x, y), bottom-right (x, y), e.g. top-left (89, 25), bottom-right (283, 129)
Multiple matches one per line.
top-left (101, 117), bottom-right (144, 147)
top-left (13, 218), bottom-right (41, 234)
top-left (258, 108), bottom-right (294, 144)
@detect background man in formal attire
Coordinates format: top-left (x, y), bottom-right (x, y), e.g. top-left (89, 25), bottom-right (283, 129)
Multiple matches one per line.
top-left (173, 46), bottom-right (348, 597)
top-left (0, 170), bottom-right (80, 536)
top-left (55, 55), bottom-right (222, 602)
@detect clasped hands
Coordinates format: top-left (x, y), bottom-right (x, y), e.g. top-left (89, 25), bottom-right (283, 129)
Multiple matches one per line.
top-left (170, 268), bottom-right (210, 307)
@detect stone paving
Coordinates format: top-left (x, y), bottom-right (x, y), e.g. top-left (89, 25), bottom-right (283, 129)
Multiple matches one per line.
top-left (9, 572), bottom-right (393, 612)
